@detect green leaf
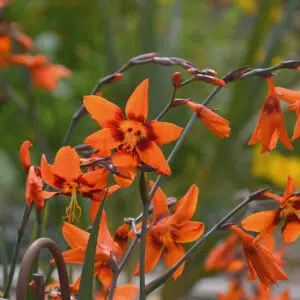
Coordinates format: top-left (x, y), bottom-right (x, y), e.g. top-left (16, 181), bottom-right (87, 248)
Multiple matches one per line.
top-left (77, 199), bottom-right (105, 299)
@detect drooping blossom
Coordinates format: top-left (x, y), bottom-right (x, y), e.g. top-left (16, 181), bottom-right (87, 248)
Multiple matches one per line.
top-left (185, 101), bottom-right (230, 138)
top-left (275, 87), bottom-right (300, 141)
top-left (205, 232), bottom-right (243, 272)
top-left (19, 140), bottom-right (44, 208)
top-left (248, 77), bottom-right (293, 153)
top-left (41, 146), bottom-right (118, 222)
top-left (242, 176), bottom-right (300, 244)
top-left (84, 79), bottom-right (183, 186)
top-left (229, 225), bottom-right (288, 286)
top-left (10, 54), bottom-right (71, 90)
top-left (131, 182), bottom-right (204, 279)
top-left (59, 211), bottom-right (123, 289)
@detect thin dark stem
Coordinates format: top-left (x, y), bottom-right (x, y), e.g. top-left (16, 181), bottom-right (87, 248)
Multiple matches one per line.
top-left (148, 86), bottom-right (223, 227)
top-left (108, 235), bottom-right (138, 300)
top-left (4, 203), bottom-right (33, 298)
top-left (33, 207), bottom-right (43, 274)
top-left (138, 171), bottom-right (150, 300)
top-left (156, 87), bottom-right (177, 121)
top-left (139, 202), bottom-right (150, 299)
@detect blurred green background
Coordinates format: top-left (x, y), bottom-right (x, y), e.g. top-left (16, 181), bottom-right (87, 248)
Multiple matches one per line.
top-left (1, 0), bottom-right (300, 298)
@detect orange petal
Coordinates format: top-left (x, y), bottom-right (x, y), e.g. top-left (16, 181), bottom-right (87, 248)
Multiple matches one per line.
top-left (62, 222), bottom-right (89, 249)
top-left (275, 87), bottom-right (300, 103)
top-left (282, 214), bottom-right (300, 244)
top-left (112, 284), bottom-right (138, 300)
top-left (163, 241), bottom-right (185, 280)
top-left (53, 146), bottom-right (82, 182)
top-left (20, 140), bottom-right (32, 173)
top-left (282, 176), bottom-right (296, 201)
top-left (80, 168), bottom-right (108, 190)
top-left (172, 185), bottom-right (199, 223)
top-left (241, 210), bottom-right (280, 237)
top-left (97, 211), bottom-right (121, 257)
top-left (291, 114), bottom-right (300, 141)
top-left (125, 79), bottom-right (149, 122)
top-left (61, 249), bottom-right (85, 264)
top-left (112, 151), bottom-right (139, 187)
top-left (135, 234), bottom-right (163, 275)
top-left (85, 128), bottom-right (121, 156)
top-left (136, 141), bottom-right (170, 175)
top-left (97, 266), bottom-right (113, 290)
top-left (26, 166), bottom-right (44, 208)
top-left (84, 95), bottom-right (124, 128)
top-left (149, 180), bottom-right (169, 222)
top-left (42, 191), bottom-right (60, 199)
top-left (147, 121), bottom-right (183, 145)
top-left (174, 221), bottom-right (205, 243)
top-left (41, 154), bottom-right (59, 188)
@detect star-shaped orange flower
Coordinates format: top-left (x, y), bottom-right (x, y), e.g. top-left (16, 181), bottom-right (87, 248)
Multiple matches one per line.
top-left (84, 79), bottom-right (183, 186)
top-left (132, 182), bottom-right (204, 279)
top-left (242, 176), bottom-right (300, 244)
top-left (60, 211), bottom-right (123, 289)
top-left (41, 146), bottom-right (117, 222)
top-left (248, 77), bottom-right (293, 153)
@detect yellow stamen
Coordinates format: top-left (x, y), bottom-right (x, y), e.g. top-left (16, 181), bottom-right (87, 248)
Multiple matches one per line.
top-left (63, 185), bottom-right (82, 223)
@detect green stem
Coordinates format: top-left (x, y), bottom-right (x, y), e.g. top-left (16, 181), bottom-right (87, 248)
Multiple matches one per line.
top-left (139, 171), bottom-right (150, 299)
top-left (148, 86), bottom-right (222, 203)
top-left (108, 236), bottom-right (138, 300)
top-left (4, 203), bottom-right (33, 298)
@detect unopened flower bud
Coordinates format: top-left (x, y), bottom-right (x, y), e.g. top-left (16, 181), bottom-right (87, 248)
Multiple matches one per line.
top-left (172, 72), bottom-right (182, 87)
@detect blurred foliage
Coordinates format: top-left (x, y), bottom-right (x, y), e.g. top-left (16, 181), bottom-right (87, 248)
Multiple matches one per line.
top-left (1, 0), bottom-right (300, 299)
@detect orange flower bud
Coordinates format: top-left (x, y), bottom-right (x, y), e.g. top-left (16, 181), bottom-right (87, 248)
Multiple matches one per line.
top-left (172, 72), bottom-right (182, 87)
top-left (111, 72), bottom-right (123, 83)
top-left (196, 74), bottom-right (226, 86)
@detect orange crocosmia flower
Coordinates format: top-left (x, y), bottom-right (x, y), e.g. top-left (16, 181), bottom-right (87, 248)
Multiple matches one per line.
top-left (242, 176), bottom-right (300, 244)
top-left (132, 182), bottom-right (204, 279)
top-left (60, 211), bottom-right (123, 289)
top-left (84, 79), bottom-right (183, 179)
top-left (185, 101), bottom-right (230, 138)
top-left (248, 77), bottom-right (293, 154)
top-left (95, 284), bottom-right (138, 300)
top-left (113, 223), bottom-right (129, 254)
top-left (204, 232), bottom-right (239, 271)
top-left (9, 54), bottom-right (71, 90)
top-left (26, 166), bottom-right (44, 209)
top-left (41, 146), bottom-right (111, 222)
top-left (0, 35), bottom-right (11, 55)
top-left (217, 280), bottom-right (244, 300)
top-left (275, 87), bottom-right (300, 141)
top-left (20, 140), bottom-right (32, 173)
top-left (230, 225), bottom-right (288, 286)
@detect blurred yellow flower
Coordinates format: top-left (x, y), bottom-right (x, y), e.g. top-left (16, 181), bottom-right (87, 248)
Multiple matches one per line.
top-left (252, 146), bottom-right (300, 187)
top-left (233, 0), bottom-right (257, 15)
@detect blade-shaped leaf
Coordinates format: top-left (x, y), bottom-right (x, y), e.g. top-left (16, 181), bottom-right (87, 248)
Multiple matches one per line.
top-left (77, 199), bottom-right (105, 299)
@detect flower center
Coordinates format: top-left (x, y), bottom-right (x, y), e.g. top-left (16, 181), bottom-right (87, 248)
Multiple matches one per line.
top-left (63, 183), bottom-right (82, 223)
top-left (119, 121), bottom-right (147, 152)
